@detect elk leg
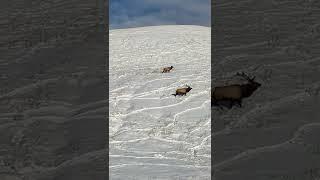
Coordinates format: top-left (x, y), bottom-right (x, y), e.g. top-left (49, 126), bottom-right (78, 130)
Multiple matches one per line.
top-left (211, 99), bottom-right (217, 106)
top-left (218, 104), bottom-right (224, 110)
top-left (228, 101), bottom-right (233, 109)
top-left (237, 99), bottom-right (242, 107)
top-left (212, 99), bottom-right (224, 110)
top-left (212, 100), bottom-right (223, 110)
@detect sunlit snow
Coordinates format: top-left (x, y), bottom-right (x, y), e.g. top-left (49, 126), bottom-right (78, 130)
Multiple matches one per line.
top-left (109, 25), bottom-right (211, 180)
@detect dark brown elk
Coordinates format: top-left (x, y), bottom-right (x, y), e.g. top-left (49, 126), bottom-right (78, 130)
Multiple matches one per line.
top-left (211, 72), bottom-right (261, 109)
top-left (162, 66), bottom-right (174, 73)
top-left (172, 85), bottom-right (192, 96)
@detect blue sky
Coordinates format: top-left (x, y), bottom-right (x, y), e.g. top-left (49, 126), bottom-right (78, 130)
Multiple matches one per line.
top-left (110, 0), bottom-right (210, 29)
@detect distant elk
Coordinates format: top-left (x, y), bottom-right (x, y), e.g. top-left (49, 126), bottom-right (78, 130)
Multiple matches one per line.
top-left (162, 66), bottom-right (174, 73)
top-left (211, 72), bottom-right (261, 109)
top-left (172, 85), bottom-right (192, 96)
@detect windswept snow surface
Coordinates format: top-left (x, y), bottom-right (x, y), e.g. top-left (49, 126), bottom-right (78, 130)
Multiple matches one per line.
top-left (109, 25), bottom-right (211, 179)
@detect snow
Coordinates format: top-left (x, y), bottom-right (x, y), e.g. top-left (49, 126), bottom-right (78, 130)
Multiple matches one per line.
top-left (109, 25), bottom-right (211, 179)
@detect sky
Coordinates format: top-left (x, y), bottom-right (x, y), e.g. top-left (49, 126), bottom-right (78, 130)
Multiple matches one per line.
top-left (109, 0), bottom-right (211, 29)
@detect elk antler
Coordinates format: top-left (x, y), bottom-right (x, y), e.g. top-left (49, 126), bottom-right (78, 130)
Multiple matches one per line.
top-left (236, 72), bottom-right (253, 81)
top-left (251, 64), bottom-right (262, 72)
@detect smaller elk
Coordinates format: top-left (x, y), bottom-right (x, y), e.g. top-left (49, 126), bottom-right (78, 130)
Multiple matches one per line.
top-left (172, 85), bottom-right (192, 96)
top-left (212, 72), bottom-right (261, 109)
top-left (162, 66), bottom-right (174, 73)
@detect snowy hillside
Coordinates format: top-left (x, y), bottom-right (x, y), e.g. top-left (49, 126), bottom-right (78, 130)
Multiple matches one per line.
top-left (109, 25), bottom-right (211, 179)
top-left (212, 0), bottom-right (320, 179)
top-left (1, 1), bottom-right (107, 179)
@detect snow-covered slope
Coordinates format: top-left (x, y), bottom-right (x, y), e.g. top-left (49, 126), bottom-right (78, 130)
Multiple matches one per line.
top-left (212, 0), bottom-right (320, 179)
top-left (0, 33), bottom-right (108, 180)
top-left (109, 25), bottom-right (211, 179)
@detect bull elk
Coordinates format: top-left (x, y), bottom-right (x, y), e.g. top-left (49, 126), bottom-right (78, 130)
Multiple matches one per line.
top-left (211, 72), bottom-right (261, 109)
top-left (172, 85), bottom-right (192, 96)
top-left (162, 66), bottom-right (174, 73)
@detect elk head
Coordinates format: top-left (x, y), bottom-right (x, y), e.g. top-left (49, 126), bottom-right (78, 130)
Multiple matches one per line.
top-left (236, 72), bottom-right (261, 97)
top-left (185, 85), bottom-right (192, 92)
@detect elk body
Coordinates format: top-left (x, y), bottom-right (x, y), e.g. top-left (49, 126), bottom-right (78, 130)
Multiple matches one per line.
top-left (211, 72), bottom-right (261, 109)
top-left (172, 85), bottom-right (192, 96)
top-left (162, 66), bottom-right (174, 73)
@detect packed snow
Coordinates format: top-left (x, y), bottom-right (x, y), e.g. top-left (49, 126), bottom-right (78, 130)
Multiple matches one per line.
top-left (109, 25), bottom-right (211, 179)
